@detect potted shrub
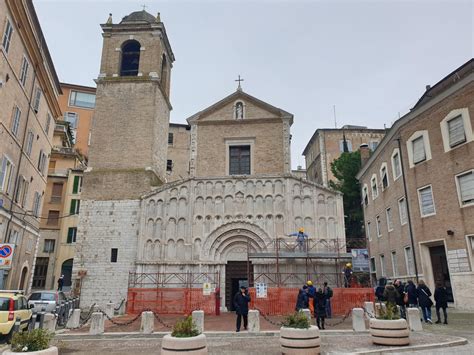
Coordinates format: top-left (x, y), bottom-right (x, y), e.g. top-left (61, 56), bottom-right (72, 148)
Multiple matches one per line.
top-left (161, 316), bottom-right (208, 354)
top-left (4, 329), bottom-right (57, 354)
top-left (369, 302), bottom-right (410, 346)
top-left (280, 311), bottom-right (320, 354)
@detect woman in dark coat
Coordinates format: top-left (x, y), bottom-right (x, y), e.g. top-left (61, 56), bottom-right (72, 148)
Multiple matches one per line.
top-left (314, 288), bottom-right (327, 329)
top-left (383, 283), bottom-right (399, 307)
top-left (417, 280), bottom-right (433, 324)
top-left (434, 282), bottom-right (448, 324)
top-left (295, 286), bottom-right (309, 311)
top-left (404, 280), bottom-right (418, 307)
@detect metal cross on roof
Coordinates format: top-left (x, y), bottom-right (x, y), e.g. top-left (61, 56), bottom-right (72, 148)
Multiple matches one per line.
top-left (235, 75), bottom-right (244, 90)
top-left (142, 4), bottom-right (147, 11)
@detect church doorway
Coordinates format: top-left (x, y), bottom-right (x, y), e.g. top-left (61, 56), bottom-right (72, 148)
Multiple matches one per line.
top-left (225, 261), bottom-right (253, 311)
top-left (429, 245), bottom-right (454, 302)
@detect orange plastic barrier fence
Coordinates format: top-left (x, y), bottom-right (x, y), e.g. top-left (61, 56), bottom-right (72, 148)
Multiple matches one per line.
top-left (127, 288), bottom-right (217, 315)
top-left (249, 287), bottom-right (374, 316)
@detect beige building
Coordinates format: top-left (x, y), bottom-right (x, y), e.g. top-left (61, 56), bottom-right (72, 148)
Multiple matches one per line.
top-left (303, 126), bottom-right (386, 187)
top-left (73, 10), bottom-right (348, 310)
top-left (0, 0), bottom-right (61, 291)
top-left (357, 59), bottom-right (474, 310)
top-left (33, 121), bottom-right (85, 291)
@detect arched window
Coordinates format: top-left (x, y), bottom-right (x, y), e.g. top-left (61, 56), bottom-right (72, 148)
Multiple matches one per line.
top-left (160, 54), bottom-right (167, 88)
top-left (234, 101), bottom-right (244, 119)
top-left (120, 40), bottom-right (141, 76)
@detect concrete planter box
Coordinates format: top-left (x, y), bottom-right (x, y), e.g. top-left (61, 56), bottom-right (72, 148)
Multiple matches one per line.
top-left (3, 346), bottom-right (58, 355)
top-left (280, 325), bottom-right (320, 354)
top-left (369, 318), bottom-right (410, 346)
top-left (161, 334), bottom-right (208, 354)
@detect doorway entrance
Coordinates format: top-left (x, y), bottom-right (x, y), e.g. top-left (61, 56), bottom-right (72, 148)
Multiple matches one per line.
top-left (225, 261), bottom-right (253, 311)
top-left (429, 245), bottom-right (454, 302)
top-left (60, 259), bottom-right (73, 290)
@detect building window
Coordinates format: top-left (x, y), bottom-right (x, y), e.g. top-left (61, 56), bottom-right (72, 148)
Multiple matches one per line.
top-left (370, 257), bottom-right (376, 273)
top-left (379, 254), bottom-right (386, 276)
top-left (7, 229), bottom-right (19, 244)
top-left (339, 139), bottom-right (353, 152)
top-left (380, 164), bottom-right (389, 190)
top-left (391, 251), bottom-right (398, 277)
top-left (64, 112), bottom-right (78, 129)
top-left (47, 210), bottom-right (60, 226)
top-left (32, 257), bottom-right (49, 289)
top-left (19, 56), bottom-right (29, 87)
top-left (391, 149), bottom-right (402, 180)
top-left (160, 54), bottom-right (167, 89)
top-left (166, 160), bottom-right (173, 172)
top-left (37, 150), bottom-right (47, 175)
top-left (404, 246), bottom-right (415, 275)
top-left (362, 185), bottom-right (369, 206)
top-left (11, 105), bottom-right (21, 137)
top-left (371, 174), bottom-right (378, 200)
top-left (14, 175), bottom-right (25, 203)
top-left (386, 207), bottom-right (393, 232)
top-left (369, 141), bottom-right (379, 151)
top-left (229, 145), bottom-right (251, 175)
top-left (25, 131), bottom-right (34, 156)
top-left (418, 185), bottom-right (436, 217)
top-left (69, 91), bottom-right (96, 109)
top-left (0, 155), bottom-right (14, 195)
top-left (440, 108), bottom-right (473, 152)
top-left (366, 221), bottom-right (371, 241)
top-left (45, 113), bottom-right (52, 134)
top-left (120, 40), bottom-right (140, 77)
top-left (44, 239), bottom-right (55, 253)
top-left (111, 248), bottom-right (118, 263)
top-left (407, 130), bottom-right (432, 167)
top-left (70, 199), bottom-right (80, 215)
top-left (398, 197), bottom-right (408, 225)
top-left (72, 176), bottom-right (82, 194)
top-left (33, 87), bottom-right (42, 112)
top-left (20, 180), bottom-right (29, 207)
top-left (51, 183), bottom-right (63, 203)
top-left (456, 170), bottom-right (474, 207)
top-left (412, 136), bottom-right (426, 164)
top-left (67, 227), bottom-right (77, 244)
top-left (376, 215), bottom-right (382, 237)
top-left (32, 192), bottom-right (42, 217)
top-left (234, 101), bottom-right (244, 119)
top-left (1, 18), bottom-right (13, 54)
top-left (168, 132), bottom-right (174, 145)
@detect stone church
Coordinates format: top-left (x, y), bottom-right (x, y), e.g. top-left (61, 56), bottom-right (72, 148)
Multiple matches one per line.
top-left (73, 10), bottom-right (347, 310)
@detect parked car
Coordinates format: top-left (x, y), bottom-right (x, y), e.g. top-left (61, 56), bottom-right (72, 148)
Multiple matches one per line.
top-left (0, 290), bottom-right (33, 341)
top-left (28, 290), bottom-right (68, 313)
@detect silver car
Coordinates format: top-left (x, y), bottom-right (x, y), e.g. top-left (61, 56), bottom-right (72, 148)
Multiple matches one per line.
top-left (28, 291), bottom-right (67, 313)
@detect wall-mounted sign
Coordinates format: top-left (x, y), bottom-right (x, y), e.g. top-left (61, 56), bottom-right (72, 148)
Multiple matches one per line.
top-left (0, 244), bottom-right (15, 269)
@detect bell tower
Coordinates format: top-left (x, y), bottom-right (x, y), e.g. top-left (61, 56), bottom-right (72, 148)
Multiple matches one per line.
top-left (85, 10), bottom-right (175, 200)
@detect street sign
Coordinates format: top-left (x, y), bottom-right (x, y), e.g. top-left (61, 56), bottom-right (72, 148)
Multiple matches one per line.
top-left (202, 282), bottom-right (212, 296)
top-left (351, 248), bottom-right (370, 272)
top-left (256, 282), bottom-right (267, 298)
top-left (0, 244), bottom-right (15, 269)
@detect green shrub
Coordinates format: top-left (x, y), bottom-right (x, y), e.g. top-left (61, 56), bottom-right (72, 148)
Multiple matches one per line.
top-left (171, 316), bottom-right (200, 338)
top-left (11, 329), bottom-right (53, 352)
top-left (376, 302), bottom-right (400, 320)
top-left (282, 311), bottom-right (310, 329)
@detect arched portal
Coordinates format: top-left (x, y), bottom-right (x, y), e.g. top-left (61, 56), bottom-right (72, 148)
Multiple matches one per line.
top-left (18, 267), bottom-right (28, 291)
top-left (60, 259), bottom-right (74, 289)
top-left (120, 40), bottom-right (141, 76)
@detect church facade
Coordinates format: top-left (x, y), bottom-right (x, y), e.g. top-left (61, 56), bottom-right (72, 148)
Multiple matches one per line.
top-left (73, 10), bottom-right (347, 310)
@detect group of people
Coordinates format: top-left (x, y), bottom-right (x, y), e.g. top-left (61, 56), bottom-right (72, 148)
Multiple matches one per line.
top-left (375, 278), bottom-right (449, 325)
top-left (295, 281), bottom-right (334, 329)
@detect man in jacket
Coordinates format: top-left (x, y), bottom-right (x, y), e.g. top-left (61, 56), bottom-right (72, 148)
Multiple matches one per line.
top-left (404, 280), bottom-right (418, 307)
top-left (394, 279), bottom-right (406, 319)
top-left (289, 228), bottom-right (308, 252)
top-left (314, 288), bottom-right (327, 330)
top-left (295, 285), bottom-right (309, 311)
top-left (233, 286), bottom-right (251, 332)
top-left (323, 282), bottom-right (333, 318)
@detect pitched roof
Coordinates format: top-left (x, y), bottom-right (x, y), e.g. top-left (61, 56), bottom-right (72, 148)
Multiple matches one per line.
top-left (120, 10), bottom-right (157, 24)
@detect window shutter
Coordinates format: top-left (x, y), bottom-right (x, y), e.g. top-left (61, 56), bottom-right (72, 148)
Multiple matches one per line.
top-left (0, 157), bottom-right (5, 190)
top-left (70, 199), bottom-right (77, 214)
top-left (412, 136), bottom-right (426, 163)
top-left (419, 187), bottom-right (434, 215)
top-left (448, 116), bottom-right (466, 147)
top-left (459, 172), bottom-right (474, 204)
top-left (67, 227), bottom-right (76, 243)
top-left (72, 176), bottom-right (80, 194)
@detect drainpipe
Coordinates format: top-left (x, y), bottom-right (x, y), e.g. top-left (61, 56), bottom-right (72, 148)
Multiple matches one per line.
top-left (396, 138), bottom-right (419, 283)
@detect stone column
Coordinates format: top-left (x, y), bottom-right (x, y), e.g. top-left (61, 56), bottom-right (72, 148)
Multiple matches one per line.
top-left (352, 308), bottom-right (366, 332)
top-left (140, 311), bottom-right (154, 334)
top-left (89, 312), bottom-right (105, 335)
top-left (364, 301), bottom-right (375, 319)
top-left (66, 309), bottom-right (81, 329)
top-left (407, 308), bottom-right (423, 331)
top-left (105, 302), bottom-right (115, 319)
top-left (192, 310), bottom-right (204, 334)
top-left (248, 310), bottom-right (260, 333)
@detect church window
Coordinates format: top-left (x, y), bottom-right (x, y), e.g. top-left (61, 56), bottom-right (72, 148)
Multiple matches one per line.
top-left (161, 54), bottom-right (168, 88)
top-left (234, 101), bottom-right (244, 119)
top-left (120, 40), bottom-right (141, 76)
top-left (167, 160), bottom-right (173, 172)
top-left (229, 145), bottom-right (251, 175)
top-left (168, 133), bottom-right (174, 145)
top-left (111, 248), bottom-right (118, 263)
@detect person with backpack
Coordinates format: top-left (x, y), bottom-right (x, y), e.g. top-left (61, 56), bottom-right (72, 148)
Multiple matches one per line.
top-left (417, 280), bottom-right (433, 324)
top-left (394, 279), bottom-right (407, 319)
top-left (434, 282), bottom-right (448, 324)
top-left (323, 282), bottom-right (333, 318)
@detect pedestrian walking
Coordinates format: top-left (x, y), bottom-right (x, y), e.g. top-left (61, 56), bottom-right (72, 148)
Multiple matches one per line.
top-left (314, 288), bottom-right (327, 330)
top-left (323, 282), bottom-right (333, 318)
top-left (394, 279), bottom-right (406, 319)
top-left (404, 280), bottom-right (418, 307)
top-left (233, 286), bottom-right (251, 332)
top-left (57, 275), bottom-right (64, 291)
top-left (289, 228), bottom-right (308, 252)
top-left (417, 280), bottom-right (433, 324)
top-left (295, 285), bottom-right (309, 311)
top-left (434, 282), bottom-right (448, 325)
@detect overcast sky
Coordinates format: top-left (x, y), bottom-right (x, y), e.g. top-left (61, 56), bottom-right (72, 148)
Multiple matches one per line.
top-left (34, 0), bottom-right (473, 168)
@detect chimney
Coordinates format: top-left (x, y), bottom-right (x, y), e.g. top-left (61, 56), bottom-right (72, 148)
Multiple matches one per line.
top-left (360, 144), bottom-right (370, 166)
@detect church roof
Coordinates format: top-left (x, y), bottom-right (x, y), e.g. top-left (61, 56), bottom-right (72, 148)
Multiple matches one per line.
top-left (186, 89), bottom-right (294, 124)
top-left (120, 10), bottom-right (157, 24)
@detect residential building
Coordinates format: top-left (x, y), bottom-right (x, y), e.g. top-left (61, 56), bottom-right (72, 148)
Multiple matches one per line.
top-left (303, 126), bottom-right (386, 187)
top-left (0, 0), bottom-right (61, 291)
top-left (357, 59), bottom-right (474, 310)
